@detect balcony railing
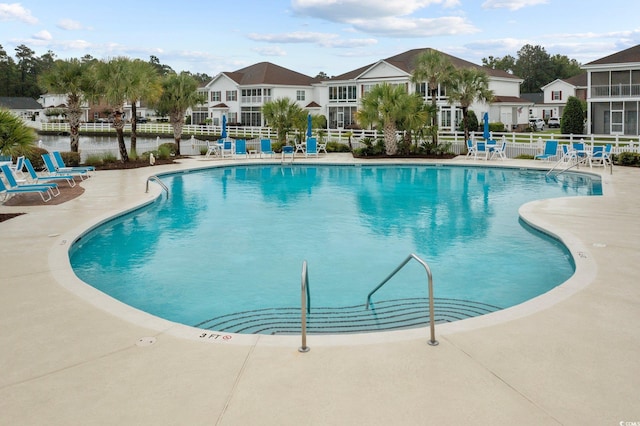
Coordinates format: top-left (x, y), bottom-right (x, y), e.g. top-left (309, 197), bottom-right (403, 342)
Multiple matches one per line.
top-left (591, 84), bottom-right (640, 98)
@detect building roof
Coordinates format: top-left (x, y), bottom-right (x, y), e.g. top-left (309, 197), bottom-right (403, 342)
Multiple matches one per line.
top-left (492, 95), bottom-right (532, 104)
top-left (520, 93), bottom-right (544, 104)
top-left (563, 72), bottom-right (587, 87)
top-left (331, 48), bottom-right (521, 81)
top-left (222, 62), bottom-right (316, 86)
top-left (584, 44), bottom-right (640, 66)
top-left (0, 96), bottom-right (43, 110)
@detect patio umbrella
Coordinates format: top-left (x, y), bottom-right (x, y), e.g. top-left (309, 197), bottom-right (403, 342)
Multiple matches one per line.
top-left (306, 113), bottom-right (313, 138)
top-left (483, 112), bottom-right (490, 140)
top-left (221, 115), bottom-right (227, 139)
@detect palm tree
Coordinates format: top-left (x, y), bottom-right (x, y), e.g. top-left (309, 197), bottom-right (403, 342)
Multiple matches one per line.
top-left (447, 67), bottom-right (494, 142)
top-left (0, 108), bottom-right (37, 156)
top-left (262, 98), bottom-right (305, 145)
top-left (39, 58), bottom-right (93, 152)
top-left (154, 72), bottom-right (205, 156)
top-left (127, 59), bottom-right (161, 155)
top-left (411, 50), bottom-right (455, 145)
top-left (93, 57), bottom-right (133, 162)
top-left (355, 83), bottom-right (415, 155)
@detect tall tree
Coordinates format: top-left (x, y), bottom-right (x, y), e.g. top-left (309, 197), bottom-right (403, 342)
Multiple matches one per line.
top-left (356, 83), bottom-right (417, 155)
top-left (513, 44), bottom-right (554, 93)
top-left (14, 44), bottom-right (40, 98)
top-left (149, 55), bottom-right (174, 76)
top-left (447, 68), bottom-right (494, 142)
top-left (39, 59), bottom-right (94, 152)
top-left (481, 55), bottom-right (516, 74)
top-left (411, 49), bottom-right (455, 145)
top-left (154, 73), bottom-right (205, 156)
top-left (550, 54), bottom-right (583, 80)
top-left (262, 98), bottom-right (305, 144)
top-left (0, 44), bottom-right (18, 97)
top-left (127, 59), bottom-right (162, 154)
top-left (94, 57), bottom-right (133, 162)
top-left (561, 96), bottom-right (585, 135)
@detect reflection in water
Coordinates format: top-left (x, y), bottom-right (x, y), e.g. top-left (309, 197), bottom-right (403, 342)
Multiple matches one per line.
top-left (70, 165), bottom-right (600, 327)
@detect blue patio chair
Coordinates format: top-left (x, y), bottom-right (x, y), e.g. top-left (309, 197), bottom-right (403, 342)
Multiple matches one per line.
top-left (10, 156), bottom-right (25, 178)
top-left (534, 140), bottom-right (559, 161)
top-left (474, 141), bottom-right (488, 160)
top-left (220, 140), bottom-right (234, 158)
top-left (305, 137), bottom-right (318, 157)
top-left (52, 151), bottom-right (95, 175)
top-left (234, 139), bottom-right (247, 158)
top-left (466, 139), bottom-right (476, 158)
top-left (490, 140), bottom-right (507, 160)
top-left (281, 145), bottom-right (294, 162)
top-left (589, 144), bottom-right (612, 168)
top-left (0, 176), bottom-right (53, 203)
top-left (1, 164), bottom-right (60, 197)
top-left (43, 154), bottom-right (89, 180)
top-left (24, 157), bottom-right (76, 187)
top-left (260, 139), bottom-right (275, 158)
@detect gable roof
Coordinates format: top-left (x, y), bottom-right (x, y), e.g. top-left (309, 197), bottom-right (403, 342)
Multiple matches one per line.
top-left (331, 48), bottom-right (521, 81)
top-left (563, 72), bottom-right (587, 87)
top-left (584, 44), bottom-right (640, 66)
top-left (0, 96), bottom-right (43, 110)
top-left (221, 62), bottom-right (316, 86)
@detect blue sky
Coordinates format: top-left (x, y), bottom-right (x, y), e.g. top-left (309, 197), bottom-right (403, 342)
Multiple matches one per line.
top-left (1, 0), bottom-right (639, 78)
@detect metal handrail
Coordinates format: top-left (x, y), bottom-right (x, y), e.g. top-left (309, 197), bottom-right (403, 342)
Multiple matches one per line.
top-left (145, 175), bottom-right (169, 199)
top-left (366, 254), bottom-right (438, 346)
top-left (299, 260), bottom-right (310, 353)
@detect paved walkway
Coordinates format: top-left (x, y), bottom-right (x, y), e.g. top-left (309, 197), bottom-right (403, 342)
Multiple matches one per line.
top-left (1, 154), bottom-right (639, 425)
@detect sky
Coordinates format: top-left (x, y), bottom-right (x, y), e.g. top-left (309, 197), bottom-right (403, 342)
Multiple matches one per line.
top-left (1, 0), bottom-right (639, 79)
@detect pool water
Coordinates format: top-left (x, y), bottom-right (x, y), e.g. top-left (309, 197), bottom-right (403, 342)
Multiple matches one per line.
top-left (70, 165), bottom-right (601, 334)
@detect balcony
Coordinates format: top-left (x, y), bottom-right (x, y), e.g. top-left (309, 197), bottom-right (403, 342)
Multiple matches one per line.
top-left (591, 84), bottom-right (640, 98)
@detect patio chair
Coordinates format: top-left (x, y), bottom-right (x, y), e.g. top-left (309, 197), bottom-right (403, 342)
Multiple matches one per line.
top-left (234, 139), bottom-right (247, 158)
top-left (466, 139), bottom-right (476, 158)
top-left (24, 158), bottom-right (76, 187)
top-left (0, 176), bottom-right (53, 203)
top-left (305, 137), bottom-right (318, 158)
top-left (571, 141), bottom-right (589, 164)
top-left (281, 145), bottom-right (294, 162)
top-left (317, 139), bottom-right (327, 154)
top-left (10, 156), bottom-right (25, 178)
top-left (42, 154), bottom-right (89, 180)
top-left (490, 141), bottom-right (507, 160)
top-left (260, 139), bottom-right (275, 158)
top-left (474, 141), bottom-right (489, 160)
top-left (204, 140), bottom-right (220, 158)
top-left (220, 140), bottom-right (234, 158)
top-left (295, 139), bottom-right (306, 155)
top-left (534, 140), bottom-right (559, 161)
top-left (589, 144), bottom-right (612, 168)
top-left (1, 164), bottom-right (60, 197)
top-left (52, 151), bottom-right (95, 175)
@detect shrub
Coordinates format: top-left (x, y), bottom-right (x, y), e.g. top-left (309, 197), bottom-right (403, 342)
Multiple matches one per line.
top-left (57, 151), bottom-right (81, 166)
top-left (158, 142), bottom-right (178, 156)
top-left (84, 154), bottom-right (104, 167)
top-left (353, 138), bottom-right (385, 156)
top-left (24, 147), bottom-right (49, 170)
top-left (615, 151), bottom-right (640, 167)
top-left (561, 96), bottom-right (585, 134)
top-left (489, 122), bottom-right (505, 132)
top-left (326, 141), bottom-right (350, 152)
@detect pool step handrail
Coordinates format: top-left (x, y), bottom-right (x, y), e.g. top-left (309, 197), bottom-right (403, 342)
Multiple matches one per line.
top-left (299, 260), bottom-right (310, 353)
top-left (145, 175), bottom-right (169, 199)
top-left (366, 253), bottom-right (438, 346)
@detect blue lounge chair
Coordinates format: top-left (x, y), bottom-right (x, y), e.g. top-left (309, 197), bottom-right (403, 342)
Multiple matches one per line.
top-left (305, 137), bottom-right (318, 157)
top-left (589, 144), bottom-right (612, 168)
top-left (10, 156), bottom-right (25, 178)
top-left (534, 140), bottom-right (558, 161)
top-left (24, 158), bottom-right (76, 187)
top-left (52, 151), bottom-right (95, 175)
top-left (43, 154), bottom-right (89, 180)
top-left (1, 164), bottom-right (60, 197)
top-left (260, 139), bottom-right (275, 158)
top-left (0, 176), bottom-right (53, 203)
top-left (234, 139), bottom-right (247, 158)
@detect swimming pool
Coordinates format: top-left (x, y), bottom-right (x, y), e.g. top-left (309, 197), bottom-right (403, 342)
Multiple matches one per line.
top-left (70, 165), bottom-right (601, 334)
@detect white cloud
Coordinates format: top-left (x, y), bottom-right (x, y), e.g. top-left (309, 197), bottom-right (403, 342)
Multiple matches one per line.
top-left (351, 16), bottom-right (478, 37)
top-left (32, 29), bottom-right (52, 40)
top-left (252, 46), bottom-right (287, 57)
top-left (481, 0), bottom-right (548, 11)
top-left (57, 18), bottom-right (87, 31)
top-left (248, 31), bottom-right (377, 49)
top-left (291, 0), bottom-right (460, 21)
top-left (0, 2), bottom-right (37, 24)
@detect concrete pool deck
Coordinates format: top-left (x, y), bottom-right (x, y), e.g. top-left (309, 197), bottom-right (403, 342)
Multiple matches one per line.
top-left (1, 154), bottom-right (639, 425)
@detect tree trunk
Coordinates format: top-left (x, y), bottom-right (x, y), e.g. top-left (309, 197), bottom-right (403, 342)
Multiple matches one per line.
top-left (383, 121), bottom-right (398, 155)
top-left (430, 86), bottom-right (439, 146)
top-left (462, 106), bottom-right (470, 142)
top-left (67, 93), bottom-right (82, 152)
top-left (171, 111), bottom-right (184, 156)
top-left (113, 109), bottom-right (129, 162)
top-left (130, 103), bottom-right (138, 154)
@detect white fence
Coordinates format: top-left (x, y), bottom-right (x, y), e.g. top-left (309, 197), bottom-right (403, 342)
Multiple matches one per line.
top-left (38, 122), bottom-right (640, 161)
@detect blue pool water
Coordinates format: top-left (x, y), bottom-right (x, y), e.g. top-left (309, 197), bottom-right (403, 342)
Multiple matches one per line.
top-left (70, 165), bottom-right (601, 334)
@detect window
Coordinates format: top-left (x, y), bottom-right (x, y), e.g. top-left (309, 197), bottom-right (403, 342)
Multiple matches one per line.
top-left (226, 90), bottom-right (237, 102)
top-left (296, 90), bottom-right (305, 101)
top-left (415, 83), bottom-right (427, 97)
top-left (241, 88), bottom-right (272, 103)
top-left (211, 91), bottom-right (221, 102)
top-left (241, 107), bottom-right (262, 126)
top-left (329, 85), bottom-right (357, 102)
top-left (552, 91), bottom-right (562, 101)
